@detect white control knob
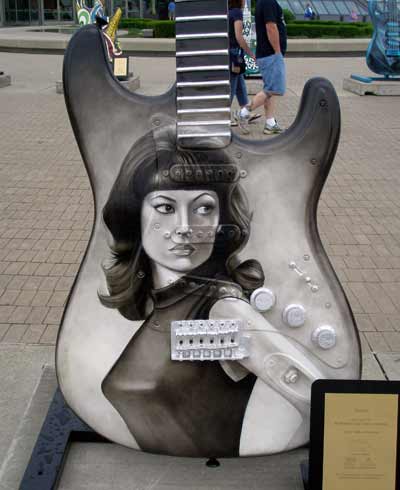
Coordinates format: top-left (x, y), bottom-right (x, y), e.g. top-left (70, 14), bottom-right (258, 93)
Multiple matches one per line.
top-left (312, 325), bottom-right (337, 349)
top-left (282, 304), bottom-right (306, 327)
top-left (250, 288), bottom-right (276, 312)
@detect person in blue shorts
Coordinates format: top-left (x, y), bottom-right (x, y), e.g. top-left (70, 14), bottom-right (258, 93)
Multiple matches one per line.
top-left (168, 1), bottom-right (175, 20)
top-left (228, 0), bottom-right (260, 133)
top-left (240, 0), bottom-right (287, 135)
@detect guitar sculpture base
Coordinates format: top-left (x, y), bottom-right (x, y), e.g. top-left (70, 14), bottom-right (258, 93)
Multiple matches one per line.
top-left (351, 74), bottom-right (400, 83)
top-left (19, 389), bottom-right (108, 490)
top-left (18, 385), bottom-right (309, 489)
top-left (343, 75), bottom-right (400, 96)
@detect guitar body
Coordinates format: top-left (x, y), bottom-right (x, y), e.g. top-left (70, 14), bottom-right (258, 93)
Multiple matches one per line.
top-left (367, 0), bottom-right (400, 76)
top-left (57, 3), bottom-right (360, 457)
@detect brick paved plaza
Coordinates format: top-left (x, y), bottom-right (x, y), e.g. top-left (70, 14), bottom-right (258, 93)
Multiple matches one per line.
top-left (0, 52), bottom-right (400, 378)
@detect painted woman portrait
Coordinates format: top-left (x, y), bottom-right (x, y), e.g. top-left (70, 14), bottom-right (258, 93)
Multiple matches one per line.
top-left (99, 127), bottom-right (267, 457)
top-left (58, 20), bottom-right (361, 461)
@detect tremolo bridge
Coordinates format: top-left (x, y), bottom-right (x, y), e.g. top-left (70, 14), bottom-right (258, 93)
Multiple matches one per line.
top-left (171, 320), bottom-right (250, 361)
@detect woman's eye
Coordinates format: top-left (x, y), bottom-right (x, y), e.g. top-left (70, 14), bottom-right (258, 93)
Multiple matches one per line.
top-left (155, 204), bottom-right (175, 214)
top-left (194, 205), bottom-right (213, 216)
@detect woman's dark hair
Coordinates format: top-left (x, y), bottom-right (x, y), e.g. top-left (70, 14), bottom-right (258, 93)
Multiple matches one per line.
top-left (229, 0), bottom-right (243, 9)
top-left (99, 127), bottom-right (264, 320)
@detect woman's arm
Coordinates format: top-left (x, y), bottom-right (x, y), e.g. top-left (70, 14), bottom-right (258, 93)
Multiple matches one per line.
top-left (210, 297), bottom-right (327, 417)
top-left (234, 20), bottom-right (255, 59)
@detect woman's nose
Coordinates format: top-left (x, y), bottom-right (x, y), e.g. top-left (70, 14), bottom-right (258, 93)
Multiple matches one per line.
top-left (175, 225), bottom-right (193, 237)
top-left (174, 208), bottom-right (192, 237)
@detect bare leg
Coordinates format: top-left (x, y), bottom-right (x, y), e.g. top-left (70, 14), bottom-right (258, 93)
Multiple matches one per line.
top-left (264, 95), bottom-right (276, 119)
top-left (249, 90), bottom-right (267, 111)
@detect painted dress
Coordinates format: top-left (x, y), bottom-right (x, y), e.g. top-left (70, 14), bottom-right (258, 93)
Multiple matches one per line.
top-left (102, 277), bottom-right (256, 457)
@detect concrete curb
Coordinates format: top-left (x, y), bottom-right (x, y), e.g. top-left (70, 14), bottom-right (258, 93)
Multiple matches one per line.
top-left (0, 365), bottom-right (57, 490)
top-left (0, 33), bottom-right (370, 57)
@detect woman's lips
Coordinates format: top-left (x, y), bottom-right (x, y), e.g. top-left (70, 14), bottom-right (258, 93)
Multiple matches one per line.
top-left (169, 244), bottom-right (196, 256)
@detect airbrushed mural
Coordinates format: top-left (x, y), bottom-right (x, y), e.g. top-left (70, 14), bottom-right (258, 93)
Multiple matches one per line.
top-left (57, 0), bottom-right (361, 458)
top-left (76, 0), bottom-right (106, 26)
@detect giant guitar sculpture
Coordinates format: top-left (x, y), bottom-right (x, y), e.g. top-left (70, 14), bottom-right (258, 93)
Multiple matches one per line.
top-left (367, 0), bottom-right (400, 76)
top-left (57, 0), bottom-right (361, 457)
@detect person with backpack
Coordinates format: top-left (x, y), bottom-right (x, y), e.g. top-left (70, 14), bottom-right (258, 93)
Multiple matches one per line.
top-left (229, 0), bottom-right (260, 132)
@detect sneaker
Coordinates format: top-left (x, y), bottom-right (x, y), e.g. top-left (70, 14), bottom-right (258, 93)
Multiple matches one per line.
top-left (230, 111), bottom-right (239, 127)
top-left (263, 121), bottom-right (283, 135)
top-left (233, 110), bottom-right (261, 123)
top-left (248, 112), bottom-right (262, 124)
top-left (232, 110), bottom-right (250, 134)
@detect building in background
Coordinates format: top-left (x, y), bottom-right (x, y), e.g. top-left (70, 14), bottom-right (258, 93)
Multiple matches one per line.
top-left (279, 0), bottom-right (369, 20)
top-left (0, 0), bottom-right (369, 28)
top-left (248, 0), bottom-right (369, 21)
top-left (0, 0), bottom-right (167, 25)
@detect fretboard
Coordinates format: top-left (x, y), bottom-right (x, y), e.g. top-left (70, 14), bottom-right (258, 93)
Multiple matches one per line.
top-left (175, 0), bottom-right (231, 148)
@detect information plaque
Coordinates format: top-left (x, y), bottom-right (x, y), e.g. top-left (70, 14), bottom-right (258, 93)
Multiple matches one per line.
top-left (309, 380), bottom-right (400, 490)
top-left (112, 56), bottom-right (129, 80)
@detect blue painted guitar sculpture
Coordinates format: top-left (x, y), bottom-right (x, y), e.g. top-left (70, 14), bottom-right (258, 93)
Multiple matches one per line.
top-left (57, 0), bottom-right (361, 457)
top-left (367, 0), bottom-right (400, 76)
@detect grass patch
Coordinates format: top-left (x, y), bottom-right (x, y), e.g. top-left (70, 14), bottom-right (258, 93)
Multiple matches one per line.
top-left (120, 18), bottom-right (175, 38)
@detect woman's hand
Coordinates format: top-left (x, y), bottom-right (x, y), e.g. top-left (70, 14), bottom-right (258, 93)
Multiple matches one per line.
top-left (209, 296), bottom-right (326, 417)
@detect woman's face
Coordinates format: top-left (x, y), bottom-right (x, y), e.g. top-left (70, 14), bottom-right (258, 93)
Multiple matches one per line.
top-left (141, 189), bottom-right (220, 274)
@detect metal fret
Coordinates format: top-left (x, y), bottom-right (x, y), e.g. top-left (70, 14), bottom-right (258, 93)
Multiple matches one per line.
top-left (178, 132), bottom-right (231, 139)
top-left (176, 0), bottom-right (231, 148)
top-left (178, 108), bottom-right (231, 114)
top-left (176, 65), bottom-right (229, 72)
top-left (176, 32), bottom-right (228, 39)
top-left (176, 15), bottom-right (227, 22)
top-left (177, 120), bottom-right (231, 126)
top-left (177, 80), bottom-right (230, 88)
top-left (176, 49), bottom-right (228, 57)
top-left (177, 95), bottom-right (230, 101)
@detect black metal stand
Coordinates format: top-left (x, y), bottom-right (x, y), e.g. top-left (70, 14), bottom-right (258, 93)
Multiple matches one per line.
top-left (300, 460), bottom-right (309, 490)
top-left (19, 389), bottom-right (108, 490)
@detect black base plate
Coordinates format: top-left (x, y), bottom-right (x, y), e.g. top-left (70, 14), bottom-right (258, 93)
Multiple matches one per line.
top-left (301, 460), bottom-right (309, 490)
top-left (19, 389), bottom-right (108, 490)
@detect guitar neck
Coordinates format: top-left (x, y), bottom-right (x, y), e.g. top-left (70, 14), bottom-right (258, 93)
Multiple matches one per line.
top-left (175, 0), bottom-right (231, 148)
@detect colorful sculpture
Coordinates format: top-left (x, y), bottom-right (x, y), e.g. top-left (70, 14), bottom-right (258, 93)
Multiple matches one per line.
top-left (103, 8), bottom-right (123, 61)
top-left (367, 0), bottom-right (400, 77)
top-left (76, 0), bottom-right (106, 26)
top-left (58, 0), bottom-right (361, 458)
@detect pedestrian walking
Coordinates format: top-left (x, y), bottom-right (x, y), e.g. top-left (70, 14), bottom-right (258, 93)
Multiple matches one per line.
top-left (350, 9), bottom-right (358, 21)
top-left (239, 0), bottom-right (287, 134)
top-left (168, 1), bottom-right (175, 20)
top-left (304, 3), bottom-right (314, 20)
top-left (228, 0), bottom-right (260, 132)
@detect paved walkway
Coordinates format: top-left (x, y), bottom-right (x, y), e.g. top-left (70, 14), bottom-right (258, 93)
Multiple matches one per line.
top-left (0, 52), bottom-right (400, 379)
